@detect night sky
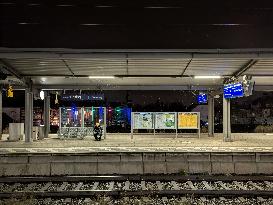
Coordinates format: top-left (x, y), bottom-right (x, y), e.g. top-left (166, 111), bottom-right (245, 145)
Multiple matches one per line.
top-left (2, 1), bottom-right (273, 49)
top-left (3, 90), bottom-right (272, 110)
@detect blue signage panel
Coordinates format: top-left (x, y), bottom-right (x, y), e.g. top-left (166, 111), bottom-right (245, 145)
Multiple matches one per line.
top-left (224, 83), bottom-right (244, 99)
top-left (197, 93), bottom-right (208, 104)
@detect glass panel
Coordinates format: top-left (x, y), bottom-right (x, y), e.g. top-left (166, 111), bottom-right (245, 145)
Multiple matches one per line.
top-left (106, 107), bottom-right (132, 132)
top-left (83, 107), bottom-right (93, 127)
top-left (60, 107), bottom-right (82, 127)
top-left (92, 107), bottom-right (105, 126)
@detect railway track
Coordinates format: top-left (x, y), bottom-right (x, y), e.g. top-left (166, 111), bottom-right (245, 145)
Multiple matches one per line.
top-left (0, 175), bottom-right (273, 204)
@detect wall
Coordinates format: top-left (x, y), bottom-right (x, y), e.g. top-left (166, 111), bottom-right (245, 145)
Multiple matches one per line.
top-left (0, 152), bottom-right (273, 176)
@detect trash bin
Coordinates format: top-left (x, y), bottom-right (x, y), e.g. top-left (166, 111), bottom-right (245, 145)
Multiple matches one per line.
top-left (8, 123), bottom-right (24, 141)
top-left (32, 126), bottom-right (45, 140)
top-left (32, 126), bottom-right (39, 140)
top-left (38, 125), bottom-right (45, 140)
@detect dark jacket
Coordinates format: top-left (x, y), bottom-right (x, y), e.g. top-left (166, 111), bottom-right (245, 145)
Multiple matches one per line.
top-left (94, 125), bottom-right (102, 132)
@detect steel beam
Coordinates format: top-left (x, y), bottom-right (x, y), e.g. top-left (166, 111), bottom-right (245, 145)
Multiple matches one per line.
top-left (0, 52), bottom-right (257, 59)
top-left (208, 94), bottom-right (214, 137)
top-left (232, 59), bottom-right (258, 78)
top-left (43, 92), bottom-right (50, 138)
top-left (33, 85), bottom-right (220, 91)
top-left (62, 59), bottom-right (75, 76)
top-left (3, 48), bottom-right (273, 59)
top-left (181, 57), bottom-right (193, 76)
top-left (0, 86), bottom-right (2, 139)
top-left (223, 96), bottom-right (232, 142)
top-left (25, 89), bottom-right (33, 143)
top-left (23, 74), bottom-right (200, 78)
top-left (0, 59), bottom-right (27, 86)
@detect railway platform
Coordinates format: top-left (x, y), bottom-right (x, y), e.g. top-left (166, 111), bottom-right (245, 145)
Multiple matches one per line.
top-left (1, 133), bottom-right (273, 176)
top-left (1, 133), bottom-right (273, 153)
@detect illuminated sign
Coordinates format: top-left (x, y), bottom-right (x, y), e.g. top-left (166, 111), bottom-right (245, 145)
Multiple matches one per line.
top-left (178, 112), bottom-right (199, 129)
top-left (197, 93), bottom-right (207, 104)
top-left (224, 83), bottom-right (244, 99)
top-left (61, 94), bottom-right (104, 101)
top-left (7, 86), bottom-right (13, 98)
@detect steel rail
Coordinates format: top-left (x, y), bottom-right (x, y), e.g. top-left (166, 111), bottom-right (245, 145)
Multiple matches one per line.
top-left (0, 190), bottom-right (273, 199)
top-left (1, 175), bottom-right (273, 183)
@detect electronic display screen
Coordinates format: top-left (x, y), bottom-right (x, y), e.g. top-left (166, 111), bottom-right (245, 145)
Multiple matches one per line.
top-left (224, 83), bottom-right (244, 99)
top-left (197, 93), bottom-right (208, 104)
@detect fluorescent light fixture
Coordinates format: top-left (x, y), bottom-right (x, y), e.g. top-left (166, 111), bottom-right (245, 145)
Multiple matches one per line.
top-left (194, 75), bottom-right (222, 79)
top-left (88, 76), bottom-right (115, 79)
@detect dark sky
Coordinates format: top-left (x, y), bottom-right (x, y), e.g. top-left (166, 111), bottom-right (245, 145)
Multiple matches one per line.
top-left (1, 1), bottom-right (273, 49)
top-left (2, 90), bottom-right (196, 107)
top-left (3, 90), bottom-right (272, 109)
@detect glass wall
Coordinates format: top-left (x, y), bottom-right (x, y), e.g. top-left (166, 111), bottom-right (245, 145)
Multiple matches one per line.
top-left (60, 106), bottom-right (132, 133)
top-left (92, 107), bottom-right (105, 126)
top-left (83, 107), bottom-right (93, 127)
top-left (106, 107), bottom-right (132, 132)
top-left (60, 107), bottom-right (82, 127)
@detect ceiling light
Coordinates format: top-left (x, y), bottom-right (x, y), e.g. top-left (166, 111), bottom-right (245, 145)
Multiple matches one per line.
top-left (40, 90), bottom-right (45, 100)
top-left (194, 76), bottom-right (222, 79)
top-left (88, 76), bottom-right (115, 79)
top-left (80, 24), bottom-right (103, 26)
top-left (56, 4), bottom-right (74, 7)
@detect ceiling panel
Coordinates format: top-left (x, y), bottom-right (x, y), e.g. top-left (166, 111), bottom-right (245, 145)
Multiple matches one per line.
top-left (252, 77), bottom-right (273, 85)
top-left (246, 59), bottom-right (273, 75)
top-left (65, 59), bottom-right (127, 75)
top-left (31, 76), bottom-right (222, 86)
top-left (3, 57), bottom-right (273, 87)
top-left (128, 58), bottom-right (190, 75)
top-left (5, 58), bottom-right (72, 75)
top-left (185, 58), bottom-right (249, 75)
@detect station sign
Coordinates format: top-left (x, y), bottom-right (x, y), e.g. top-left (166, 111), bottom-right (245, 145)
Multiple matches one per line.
top-left (61, 94), bottom-right (104, 101)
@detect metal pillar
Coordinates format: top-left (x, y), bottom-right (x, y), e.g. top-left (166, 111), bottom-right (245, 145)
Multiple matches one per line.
top-left (25, 89), bottom-right (33, 143)
top-left (131, 112), bottom-right (134, 139)
top-left (223, 96), bottom-right (232, 142)
top-left (103, 107), bottom-right (107, 139)
top-left (44, 92), bottom-right (50, 138)
top-left (81, 108), bottom-right (84, 128)
top-left (0, 86), bottom-right (2, 139)
top-left (208, 95), bottom-right (215, 137)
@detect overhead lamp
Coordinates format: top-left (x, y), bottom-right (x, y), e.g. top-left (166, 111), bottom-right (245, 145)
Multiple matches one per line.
top-left (194, 76), bottom-right (222, 79)
top-left (88, 76), bottom-right (115, 79)
top-left (39, 90), bottom-right (45, 100)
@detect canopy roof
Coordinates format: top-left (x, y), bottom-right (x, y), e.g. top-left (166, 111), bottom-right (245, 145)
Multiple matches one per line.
top-left (1, 49), bottom-right (273, 90)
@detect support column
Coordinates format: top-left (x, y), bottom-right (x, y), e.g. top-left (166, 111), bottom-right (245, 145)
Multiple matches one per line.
top-left (104, 107), bottom-right (107, 139)
top-left (0, 86), bottom-right (2, 140)
top-left (44, 92), bottom-right (50, 138)
top-left (223, 96), bottom-right (232, 142)
top-left (208, 95), bottom-right (214, 137)
top-left (25, 89), bottom-right (33, 143)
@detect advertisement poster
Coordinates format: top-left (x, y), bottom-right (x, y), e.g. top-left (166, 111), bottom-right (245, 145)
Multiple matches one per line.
top-left (178, 112), bottom-right (199, 129)
top-left (155, 112), bottom-right (176, 129)
top-left (133, 112), bottom-right (153, 129)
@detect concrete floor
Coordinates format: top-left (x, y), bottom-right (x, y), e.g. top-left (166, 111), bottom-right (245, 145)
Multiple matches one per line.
top-left (0, 133), bottom-right (273, 153)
